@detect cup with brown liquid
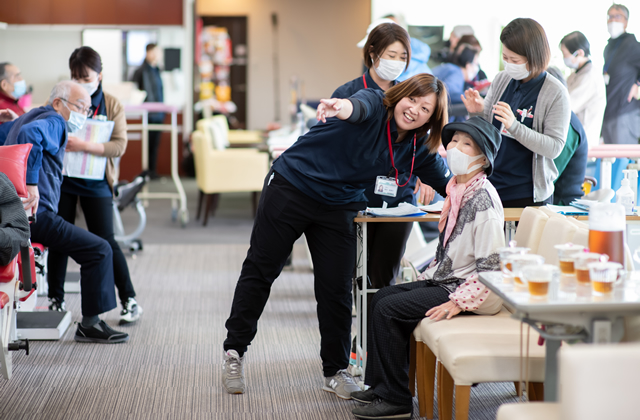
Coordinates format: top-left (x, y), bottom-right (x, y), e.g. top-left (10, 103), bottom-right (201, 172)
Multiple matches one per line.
top-left (504, 254), bottom-right (545, 285)
top-left (588, 261), bottom-right (625, 296)
top-left (499, 244), bottom-right (530, 282)
top-left (573, 253), bottom-right (608, 285)
top-left (554, 243), bottom-right (586, 275)
top-left (522, 264), bottom-right (559, 299)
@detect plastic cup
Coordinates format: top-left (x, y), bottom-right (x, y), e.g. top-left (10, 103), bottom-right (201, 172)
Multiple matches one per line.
top-left (554, 243), bottom-right (586, 275)
top-left (522, 264), bottom-right (559, 298)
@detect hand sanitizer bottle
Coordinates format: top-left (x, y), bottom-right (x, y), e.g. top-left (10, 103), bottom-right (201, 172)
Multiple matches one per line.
top-left (616, 170), bottom-right (635, 215)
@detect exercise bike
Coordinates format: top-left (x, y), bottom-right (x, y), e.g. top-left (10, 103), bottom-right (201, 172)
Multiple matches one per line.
top-left (113, 171), bottom-right (149, 253)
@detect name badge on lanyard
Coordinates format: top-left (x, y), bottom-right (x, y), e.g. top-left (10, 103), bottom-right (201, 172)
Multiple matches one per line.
top-left (603, 73), bottom-right (610, 85)
top-left (374, 121), bottom-right (416, 197)
top-left (375, 176), bottom-right (398, 197)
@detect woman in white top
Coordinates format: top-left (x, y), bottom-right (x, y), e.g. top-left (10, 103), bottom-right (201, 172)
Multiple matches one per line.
top-left (561, 31), bottom-right (607, 147)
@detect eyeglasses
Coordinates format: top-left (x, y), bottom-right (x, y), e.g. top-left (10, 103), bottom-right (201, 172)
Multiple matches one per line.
top-left (60, 98), bottom-right (92, 116)
top-left (607, 14), bottom-right (626, 20)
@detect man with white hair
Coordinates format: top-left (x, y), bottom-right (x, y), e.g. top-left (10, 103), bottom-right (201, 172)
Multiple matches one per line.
top-left (1, 81), bottom-right (129, 344)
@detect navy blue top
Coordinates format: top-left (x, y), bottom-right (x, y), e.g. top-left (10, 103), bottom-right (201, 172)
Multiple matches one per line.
top-left (1, 106), bottom-right (67, 214)
top-left (272, 89), bottom-right (450, 206)
top-left (61, 85), bottom-right (112, 198)
top-left (331, 71), bottom-right (420, 207)
top-left (490, 71), bottom-right (547, 202)
top-left (553, 112), bottom-right (588, 205)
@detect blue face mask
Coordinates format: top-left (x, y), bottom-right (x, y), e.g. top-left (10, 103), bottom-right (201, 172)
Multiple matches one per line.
top-left (62, 102), bottom-right (87, 133)
top-left (12, 79), bottom-right (26, 99)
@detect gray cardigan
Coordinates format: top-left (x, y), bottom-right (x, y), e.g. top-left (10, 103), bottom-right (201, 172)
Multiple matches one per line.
top-left (471, 71), bottom-right (571, 202)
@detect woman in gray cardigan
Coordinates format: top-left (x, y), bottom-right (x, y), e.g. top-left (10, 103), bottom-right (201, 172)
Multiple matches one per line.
top-left (461, 18), bottom-right (571, 206)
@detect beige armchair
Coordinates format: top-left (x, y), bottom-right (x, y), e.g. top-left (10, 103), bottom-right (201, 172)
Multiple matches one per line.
top-left (191, 130), bottom-right (269, 226)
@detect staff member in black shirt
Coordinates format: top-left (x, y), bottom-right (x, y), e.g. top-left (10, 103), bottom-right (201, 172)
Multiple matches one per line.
top-left (222, 74), bottom-right (450, 400)
top-left (332, 22), bottom-right (442, 293)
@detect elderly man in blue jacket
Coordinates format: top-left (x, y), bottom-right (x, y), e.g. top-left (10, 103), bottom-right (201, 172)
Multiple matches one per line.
top-left (1, 80), bottom-right (129, 344)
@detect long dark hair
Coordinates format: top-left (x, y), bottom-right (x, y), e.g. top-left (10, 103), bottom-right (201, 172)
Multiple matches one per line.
top-left (69, 46), bottom-right (103, 79)
top-left (383, 74), bottom-right (448, 153)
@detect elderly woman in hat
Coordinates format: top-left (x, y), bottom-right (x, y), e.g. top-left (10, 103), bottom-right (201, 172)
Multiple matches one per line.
top-left (351, 116), bottom-right (505, 420)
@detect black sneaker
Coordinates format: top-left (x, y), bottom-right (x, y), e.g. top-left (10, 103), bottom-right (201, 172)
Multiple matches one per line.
top-left (48, 297), bottom-right (66, 312)
top-left (352, 398), bottom-right (412, 419)
top-left (351, 388), bottom-right (376, 404)
top-left (74, 320), bottom-right (130, 344)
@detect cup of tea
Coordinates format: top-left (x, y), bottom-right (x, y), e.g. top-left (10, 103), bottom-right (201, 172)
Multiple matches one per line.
top-left (588, 261), bottom-right (625, 295)
top-left (554, 243), bottom-right (586, 274)
top-left (504, 254), bottom-right (545, 285)
top-left (499, 245), bottom-right (530, 281)
top-left (573, 253), bottom-right (608, 284)
top-left (522, 264), bottom-right (558, 298)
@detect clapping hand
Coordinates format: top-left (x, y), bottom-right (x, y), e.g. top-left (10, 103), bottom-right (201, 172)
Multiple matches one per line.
top-left (492, 101), bottom-right (516, 130)
top-left (0, 109), bottom-right (18, 122)
top-left (461, 88), bottom-right (484, 114)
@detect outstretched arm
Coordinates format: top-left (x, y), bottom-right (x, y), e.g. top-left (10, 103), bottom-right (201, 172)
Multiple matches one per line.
top-left (316, 98), bottom-right (354, 123)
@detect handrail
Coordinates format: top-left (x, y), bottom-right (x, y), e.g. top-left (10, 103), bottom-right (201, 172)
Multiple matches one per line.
top-left (588, 144), bottom-right (640, 159)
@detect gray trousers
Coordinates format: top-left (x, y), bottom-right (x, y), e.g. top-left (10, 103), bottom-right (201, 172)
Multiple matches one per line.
top-left (602, 108), bottom-right (640, 145)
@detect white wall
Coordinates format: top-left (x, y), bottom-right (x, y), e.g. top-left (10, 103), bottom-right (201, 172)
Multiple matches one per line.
top-left (372, 0), bottom-right (640, 81)
top-left (197, 0), bottom-right (371, 130)
top-left (0, 27), bottom-right (81, 104)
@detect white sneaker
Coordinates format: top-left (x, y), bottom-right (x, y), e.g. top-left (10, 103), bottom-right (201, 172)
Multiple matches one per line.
top-left (119, 298), bottom-right (143, 325)
top-left (322, 369), bottom-right (361, 400)
top-left (223, 350), bottom-right (245, 394)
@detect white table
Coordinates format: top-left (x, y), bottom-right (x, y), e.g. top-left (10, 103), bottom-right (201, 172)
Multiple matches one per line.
top-left (478, 271), bottom-right (640, 401)
top-left (125, 103), bottom-right (188, 227)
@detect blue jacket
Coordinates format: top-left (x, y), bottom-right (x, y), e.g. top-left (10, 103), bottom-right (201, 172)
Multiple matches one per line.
top-left (432, 63), bottom-right (465, 105)
top-left (1, 106), bottom-right (67, 214)
top-left (398, 38), bottom-right (433, 82)
top-left (273, 89), bottom-right (450, 206)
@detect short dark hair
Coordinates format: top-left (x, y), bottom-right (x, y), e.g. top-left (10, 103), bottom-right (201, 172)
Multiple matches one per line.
top-left (453, 45), bottom-right (478, 68)
top-left (383, 73), bottom-right (449, 153)
top-left (609, 4), bottom-right (629, 20)
top-left (458, 34), bottom-right (481, 51)
top-left (0, 62), bottom-right (10, 81)
top-left (560, 31), bottom-right (591, 57)
top-left (500, 18), bottom-right (550, 78)
top-left (146, 43), bottom-right (158, 52)
top-left (363, 23), bottom-right (411, 71)
top-left (69, 46), bottom-right (103, 79)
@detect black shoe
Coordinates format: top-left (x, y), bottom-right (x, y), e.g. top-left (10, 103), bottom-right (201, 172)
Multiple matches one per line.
top-left (74, 320), bottom-right (130, 344)
top-left (351, 388), bottom-right (376, 404)
top-left (48, 297), bottom-right (66, 312)
top-left (352, 398), bottom-right (412, 419)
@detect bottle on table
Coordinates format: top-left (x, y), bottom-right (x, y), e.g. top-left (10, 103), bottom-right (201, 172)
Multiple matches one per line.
top-left (588, 203), bottom-right (625, 265)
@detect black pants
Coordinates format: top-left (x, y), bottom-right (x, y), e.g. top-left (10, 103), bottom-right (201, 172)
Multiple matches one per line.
top-left (148, 113), bottom-right (165, 174)
top-left (224, 171), bottom-right (364, 377)
top-left (367, 222), bottom-right (413, 288)
top-left (365, 281), bottom-right (449, 405)
top-left (30, 210), bottom-right (116, 317)
top-left (47, 193), bottom-right (135, 305)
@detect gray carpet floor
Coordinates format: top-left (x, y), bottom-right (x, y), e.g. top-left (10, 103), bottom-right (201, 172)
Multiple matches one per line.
top-left (0, 179), bottom-right (524, 419)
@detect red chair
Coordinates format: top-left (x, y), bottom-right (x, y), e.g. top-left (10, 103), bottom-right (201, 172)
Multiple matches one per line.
top-left (0, 143), bottom-right (35, 379)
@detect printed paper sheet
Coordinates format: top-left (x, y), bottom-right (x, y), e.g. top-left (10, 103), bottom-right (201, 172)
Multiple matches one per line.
top-left (63, 119), bottom-right (114, 180)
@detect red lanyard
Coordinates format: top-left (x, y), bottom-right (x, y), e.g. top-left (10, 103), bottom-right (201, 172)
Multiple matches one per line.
top-left (386, 121), bottom-right (416, 187)
top-left (93, 107), bottom-right (99, 118)
top-left (362, 74), bottom-right (368, 89)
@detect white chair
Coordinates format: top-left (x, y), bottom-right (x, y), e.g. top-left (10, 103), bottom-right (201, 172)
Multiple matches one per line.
top-left (571, 228), bottom-right (589, 248)
top-left (412, 306), bottom-right (545, 420)
top-left (211, 114), bottom-right (263, 146)
top-left (191, 130), bottom-right (269, 225)
top-left (513, 207), bottom-right (549, 253)
top-left (536, 217), bottom-right (578, 265)
top-left (496, 343), bottom-right (640, 420)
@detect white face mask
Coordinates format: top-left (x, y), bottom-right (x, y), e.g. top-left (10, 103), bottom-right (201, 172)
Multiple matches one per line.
top-left (375, 57), bottom-right (406, 81)
top-left (503, 61), bottom-right (530, 80)
top-left (563, 55), bottom-right (579, 70)
top-left (446, 147), bottom-right (485, 176)
top-left (467, 63), bottom-right (479, 81)
top-left (78, 79), bottom-right (99, 96)
top-left (608, 21), bottom-right (625, 39)
top-left (62, 102), bottom-right (87, 133)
